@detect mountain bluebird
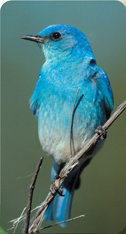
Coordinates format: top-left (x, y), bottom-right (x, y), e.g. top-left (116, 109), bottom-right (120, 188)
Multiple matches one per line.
top-left (21, 24), bottom-right (114, 227)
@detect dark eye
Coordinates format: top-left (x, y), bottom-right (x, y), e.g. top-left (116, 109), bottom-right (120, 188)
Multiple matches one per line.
top-left (52, 32), bottom-right (61, 40)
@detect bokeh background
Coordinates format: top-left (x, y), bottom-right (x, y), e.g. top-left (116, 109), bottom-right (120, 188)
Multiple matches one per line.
top-left (1, 1), bottom-right (126, 233)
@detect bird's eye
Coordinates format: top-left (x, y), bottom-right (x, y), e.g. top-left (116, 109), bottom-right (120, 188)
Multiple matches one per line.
top-left (52, 32), bottom-right (61, 40)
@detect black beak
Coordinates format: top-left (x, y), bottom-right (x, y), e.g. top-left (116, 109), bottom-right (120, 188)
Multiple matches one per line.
top-left (20, 35), bottom-right (45, 43)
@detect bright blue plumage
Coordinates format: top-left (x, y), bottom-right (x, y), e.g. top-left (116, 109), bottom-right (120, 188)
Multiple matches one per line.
top-left (22, 24), bottom-right (114, 227)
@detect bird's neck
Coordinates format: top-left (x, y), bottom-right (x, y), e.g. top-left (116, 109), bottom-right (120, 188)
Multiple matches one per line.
top-left (43, 41), bottom-right (93, 64)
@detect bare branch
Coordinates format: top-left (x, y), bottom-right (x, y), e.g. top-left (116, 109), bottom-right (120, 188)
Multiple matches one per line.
top-left (40, 215), bottom-right (84, 231)
top-left (28, 100), bottom-right (126, 233)
top-left (23, 157), bottom-right (43, 233)
top-left (70, 87), bottom-right (80, 156)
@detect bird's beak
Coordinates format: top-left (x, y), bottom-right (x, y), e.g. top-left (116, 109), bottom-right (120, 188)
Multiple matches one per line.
top-left (20, 35), bottom-right (45, 43)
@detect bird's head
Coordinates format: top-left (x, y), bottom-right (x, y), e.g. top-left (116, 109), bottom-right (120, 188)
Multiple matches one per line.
top-left (21, 24), bottom-right (93, 61)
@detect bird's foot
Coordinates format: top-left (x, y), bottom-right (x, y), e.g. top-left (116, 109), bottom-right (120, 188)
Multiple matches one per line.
top-left (50, 174), bottom-right (64, 196)
top-left (95, 126), bottom-right (107, 140)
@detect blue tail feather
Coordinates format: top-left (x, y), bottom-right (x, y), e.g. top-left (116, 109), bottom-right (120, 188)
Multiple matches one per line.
top-left (44, 162), bottom-right (74, 227)
top-left (53, 187), bottom-right (73, 227)
top-left (44, 185), bottom-right (73, 227)
top-left (44, 159), bottom-right (92, 227)
top-left (44, 201), bottom-right (54, 222)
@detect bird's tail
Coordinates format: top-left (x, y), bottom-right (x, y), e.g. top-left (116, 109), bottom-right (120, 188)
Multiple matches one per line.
top-left (44, 186), bottom-right (73, 227)
top-left (44, 161), bottom-right (76, 227)
top-left (44, 157), bottom-right (92, 227)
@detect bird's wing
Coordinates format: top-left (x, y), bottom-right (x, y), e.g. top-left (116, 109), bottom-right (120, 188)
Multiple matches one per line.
top-left (29, 74), bottom-right (42, 118)
top-left (97, 68), bottom-right (114, 119)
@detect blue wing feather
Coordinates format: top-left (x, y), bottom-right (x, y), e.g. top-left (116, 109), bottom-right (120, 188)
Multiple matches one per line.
top-left (30, 74), bottom-right (42, 117)
top-left (96, 68), bottom-right (114, 119)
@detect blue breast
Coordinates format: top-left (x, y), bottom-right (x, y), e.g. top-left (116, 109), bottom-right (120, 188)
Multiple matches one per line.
top-left (30, 62), bottom-right (107, 164)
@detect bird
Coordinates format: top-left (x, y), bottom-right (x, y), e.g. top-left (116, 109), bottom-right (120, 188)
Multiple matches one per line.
top-left (21, 24), bottom-right (114, 227)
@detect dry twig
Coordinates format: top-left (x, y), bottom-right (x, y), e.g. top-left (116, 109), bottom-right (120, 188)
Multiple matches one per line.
top-left (39, 214), bottom-right (84, 231)
top-left (23, 157), bottom-right (43, 233)
top-left (70, 87), bottom-right (80, 156)
top-left (28, 100), bottom-right (126, 233)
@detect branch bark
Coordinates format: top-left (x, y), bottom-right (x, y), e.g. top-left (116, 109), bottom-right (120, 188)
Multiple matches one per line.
top-left (28, 100), bottom-right (126, 233)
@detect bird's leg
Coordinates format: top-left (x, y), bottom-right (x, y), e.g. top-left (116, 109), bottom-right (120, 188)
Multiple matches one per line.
top-left (95, 125), bottom-right (107, 140)
top-left (50, 174), bottom-right (64, 196)
top-left (50, 163), bottom-right (65, 196)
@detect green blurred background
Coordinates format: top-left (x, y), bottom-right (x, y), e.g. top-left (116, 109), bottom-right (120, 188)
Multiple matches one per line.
top-left (1, 1), bottom-right (126, 233)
